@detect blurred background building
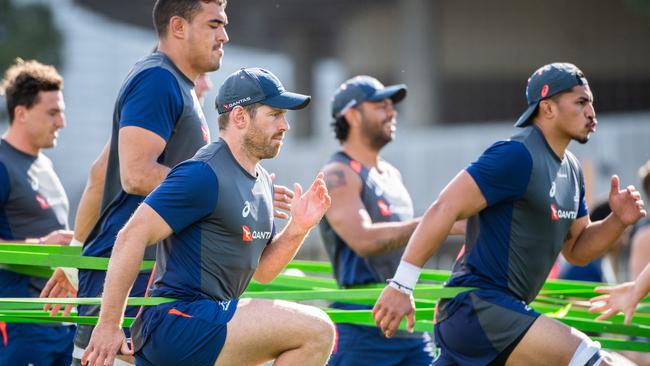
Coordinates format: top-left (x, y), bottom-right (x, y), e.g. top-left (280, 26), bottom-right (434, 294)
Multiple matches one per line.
top-left (1, 0), bottom-right (649, 269)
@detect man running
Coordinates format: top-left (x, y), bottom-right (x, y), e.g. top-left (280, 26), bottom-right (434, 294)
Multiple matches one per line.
top-left (41, 1), bottom-right (231, 363)
top-left (320, 75), bottom-right (441, 365)
top-left (83, 67), bottom-right (335, 366)
top-left (373, 63), bottom-right (646, 365)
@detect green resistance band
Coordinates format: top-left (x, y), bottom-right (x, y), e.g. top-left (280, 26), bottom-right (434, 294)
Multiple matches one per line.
top-left (0, 306), bottom-right (647, 352)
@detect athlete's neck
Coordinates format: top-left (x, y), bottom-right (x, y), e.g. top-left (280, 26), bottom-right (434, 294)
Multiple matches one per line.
top-left (2, 129), bottom-right (39, 156)
top-left (342, 143), bottom-right (381, 170)
top-left (157, 43), bottom-right (200, 82)
top-left (533, 121), bottom-right (570, 160)
top-left (221, 134), bottom-right (259, 176)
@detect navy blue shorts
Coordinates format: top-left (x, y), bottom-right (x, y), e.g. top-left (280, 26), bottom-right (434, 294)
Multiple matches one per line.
top-left (133, 299), bottom-right (238, 366)
top-left (328, 323), bottom-right (435, 366)
top-left (433, 290), bottom-right (539, 366)
top-left (0, 322), bottom-right (75, 366)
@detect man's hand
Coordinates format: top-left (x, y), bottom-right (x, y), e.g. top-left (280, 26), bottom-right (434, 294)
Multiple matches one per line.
top-left (270, 173), bottom-right (295, 219)
top-left (273, 184), bottom-right (293, 218)
top-left (589, 282), bottom-right (643, 324)
top-left (40, 229), bottom-right (74, 245)
top-left (82, 323), bottom-right (133, 366)
top-left (372, 285), bottom-right (415, 338)
top-left (39, 268), bottom-right (77, 316)
top-left (289, 172), bottom-right (331, 231)
top-left (608, 175), bottom-right (646, 227)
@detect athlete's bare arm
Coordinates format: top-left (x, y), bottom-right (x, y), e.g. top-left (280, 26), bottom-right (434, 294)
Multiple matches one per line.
top-left (74, 140), bottom-right (110, 243)
top-left (118, 127), bottom-right (171, 196)
top-left (82, 203), bottom-right (172, 366)
top-left (562, 175), bottom-right (646, 266)
top-left (323, 162), bottom-right (421, 257)
top-left (373, 170), bottom-right (486, 337)
top-left (629, 224), bottom-right (650, 279)
top-left (253, 173), bottom-right (330, 283)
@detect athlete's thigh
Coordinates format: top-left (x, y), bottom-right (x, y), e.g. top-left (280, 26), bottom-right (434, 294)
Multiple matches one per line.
top-left (215, 298), bottom-right (332, 366)
top-left (506, 315), bottom-right (587, 366)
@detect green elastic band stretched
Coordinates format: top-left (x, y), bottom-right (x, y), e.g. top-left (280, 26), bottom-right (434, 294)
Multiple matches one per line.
top-left (0, 252), bottom-right (648, 349)
top-left (1, 307), bottom-right (647, 352)
top-left (0, 250), bottom-right (154, 271)
top-left (0, 243), bottom-right (82, 255)
top-left (0, 285), bottom-right (468, 307)
top-left (1, 252), bottom-right (646, 302)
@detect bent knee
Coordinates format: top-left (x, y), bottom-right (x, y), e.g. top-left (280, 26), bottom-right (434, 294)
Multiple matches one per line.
top-left (312, 308), bottom-right (336, 343)
top-left (303, 307), bottom-right (336, 351)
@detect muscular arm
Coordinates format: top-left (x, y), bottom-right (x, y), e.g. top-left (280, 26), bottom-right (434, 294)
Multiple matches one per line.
top-left (562, 176), bottom-right (646, 266)
top-left (253, 174), bottom-right (330, 283)
top-left (118, 126), bottom-right (170, 196)
top-left (402, 170), bottom-right (486, 266)
top-left (372, 171), bottom-right (486, 337)
top-left (96, 203), bottom-right (172, 327)
top-left (323, 163), bottom-right (420, 257)
top-left (561, 215), bottom-right (625, 266)
top-left (629, 225), bottom-right (650, 279)
top-left (73, 141), bottom-right (109, 243)
top-left (83, 204), bottom-right (171, 365)
top-left (253, 219), bottom-right (312, 284)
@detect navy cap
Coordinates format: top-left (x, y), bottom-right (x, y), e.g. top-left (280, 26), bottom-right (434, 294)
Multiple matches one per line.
top-left (515, 63), bottom-right (588, 127)
top-left (331, 75), bottom-right (407, 118)
top-left (216, 67), bottom-right (310, 115)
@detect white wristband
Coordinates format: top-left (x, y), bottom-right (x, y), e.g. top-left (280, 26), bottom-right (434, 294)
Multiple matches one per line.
top-left (60, 267), bottom-right (79, 290)
top-left (69, 238), bottom-right (83, 247)
top-left (389, 260), bottom-right (421, 295)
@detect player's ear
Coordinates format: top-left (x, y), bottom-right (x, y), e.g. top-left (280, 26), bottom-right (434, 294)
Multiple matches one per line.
top-left (168, 16), bottom-right (188, 40)
top-left (343, 106), bottom-right (361, 128)
top-left (538, 99), bottom-right (555, 119)
top-left (230, 105), bottom-right (249, 130)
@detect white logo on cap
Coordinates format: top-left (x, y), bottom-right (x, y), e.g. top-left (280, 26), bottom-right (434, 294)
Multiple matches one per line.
top-left (227, 96), bottom-right (252, 109)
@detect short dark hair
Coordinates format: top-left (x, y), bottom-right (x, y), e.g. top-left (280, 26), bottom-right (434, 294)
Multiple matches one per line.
top-left (1, 58), bottom-right (63, 124)
top-left (152, 0), bottom-right (226, 37)
top-left (639, 160), bottom-right (650, 198)
top-left (218, 103), bottom-right (259, 130)
top-left (331, 116), bottom-right (350, 143)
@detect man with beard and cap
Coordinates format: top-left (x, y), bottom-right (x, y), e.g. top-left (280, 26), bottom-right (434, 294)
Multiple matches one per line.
top-left (40, 1), bottom-right (294, 364)
top-left (40, 1), bottom-right (230, 364)
top-left (373, 63), bottom-right (646, 365)
top-left (319, 76), bottom-right (464, 365)
top-left (82, 67), bottom-right (335, 366)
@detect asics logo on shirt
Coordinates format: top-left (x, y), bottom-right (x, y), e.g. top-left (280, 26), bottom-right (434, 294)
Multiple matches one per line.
top-left (549, 182), bottom-right (556, 198)
top-left (242, 201), bottom-right (251, 218)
